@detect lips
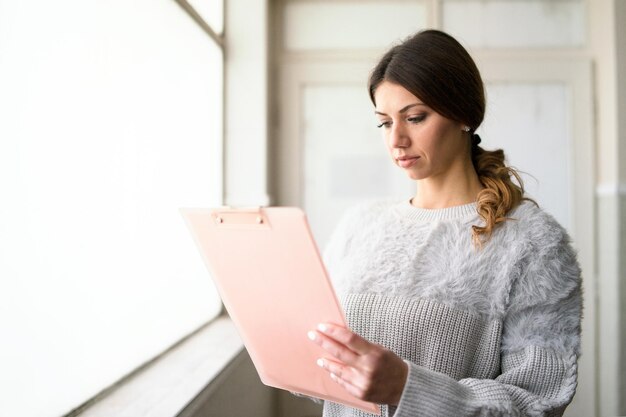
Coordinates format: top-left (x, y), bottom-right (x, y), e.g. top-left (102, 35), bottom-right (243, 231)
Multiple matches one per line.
top-left (397, 156), bottom-right (420, 168)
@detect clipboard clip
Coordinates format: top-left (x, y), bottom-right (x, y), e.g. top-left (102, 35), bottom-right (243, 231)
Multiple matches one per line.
top-left (211, 205), bottom-right (270, 229)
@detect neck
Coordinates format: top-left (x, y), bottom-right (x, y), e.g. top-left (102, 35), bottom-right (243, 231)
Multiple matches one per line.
top-left (412, 158), bottom-right (484, 209)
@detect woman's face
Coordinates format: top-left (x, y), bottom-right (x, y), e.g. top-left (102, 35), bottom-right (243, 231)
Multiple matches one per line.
top-left (373, 81), bottom-right (468, 181)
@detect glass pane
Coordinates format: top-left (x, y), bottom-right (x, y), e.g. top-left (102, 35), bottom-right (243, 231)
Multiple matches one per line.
top-left (303, 85), bottom-right (415, 249)
top-left (187, 0), bottom-right (224, 35)
top-left (478, 83), bottom-right (571, 228)
top-left (208, 45), bottom-right (224, 205)
top-left (443, 0), bottom-right (586, 48)
top-left (0, 0), bottom-right (223, 416)
top-left (284, 2), bottom-right (428, 50)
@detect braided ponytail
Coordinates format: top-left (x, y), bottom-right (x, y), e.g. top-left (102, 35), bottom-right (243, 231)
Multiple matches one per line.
top-left (470, 143), bottom-right (537, 248)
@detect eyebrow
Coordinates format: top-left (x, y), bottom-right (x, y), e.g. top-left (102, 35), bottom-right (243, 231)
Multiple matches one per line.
top-left (375, 102), bottom-right (425, 116)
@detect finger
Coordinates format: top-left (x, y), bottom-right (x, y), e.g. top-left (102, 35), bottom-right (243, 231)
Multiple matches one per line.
top-left (319, 357), bottom-right (373, 395)
top-left (308, 330), bottom-right (359, 364)
top-left (317, 323), bottom-right (371, 355)
top-left (329, 371), bottom-right (366, 400)
top-left (317, 357), bottom-right (354, 381)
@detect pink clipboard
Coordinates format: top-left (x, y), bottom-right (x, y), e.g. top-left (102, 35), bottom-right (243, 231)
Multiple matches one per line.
top-left (179, 206), bottom-right (381, 415)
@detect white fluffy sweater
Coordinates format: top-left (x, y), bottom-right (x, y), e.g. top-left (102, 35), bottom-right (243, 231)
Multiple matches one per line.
top-left (319, 198), bottom-right (583, 417)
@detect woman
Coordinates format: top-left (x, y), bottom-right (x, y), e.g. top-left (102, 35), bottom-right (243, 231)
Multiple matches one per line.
top-left (306, 29), bottom-right (583, 417)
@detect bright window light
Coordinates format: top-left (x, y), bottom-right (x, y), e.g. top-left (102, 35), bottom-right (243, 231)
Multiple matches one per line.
top-left (0, 1), bottom-right (224, 416)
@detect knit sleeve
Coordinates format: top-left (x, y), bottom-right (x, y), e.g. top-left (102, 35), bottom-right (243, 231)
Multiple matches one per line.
top-left (393, 216), bottom-right (583, 417)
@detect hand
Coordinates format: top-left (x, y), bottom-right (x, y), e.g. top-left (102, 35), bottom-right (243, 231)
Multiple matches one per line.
top-left (307, 322), bottom-right (408, 406)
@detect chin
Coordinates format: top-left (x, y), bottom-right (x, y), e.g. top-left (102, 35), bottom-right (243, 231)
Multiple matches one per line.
top-left (405, 170), bottom-right (427, 181)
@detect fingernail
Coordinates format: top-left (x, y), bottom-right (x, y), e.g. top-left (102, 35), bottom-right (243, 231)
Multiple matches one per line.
top-left (330, 372), bottom-right (337, 380)
top-left (317, 323), bottom-right (328, 332)
top-left (316, 358), bottom-right (324, 367)
top-left (307, 330), bottom-right (317, 341)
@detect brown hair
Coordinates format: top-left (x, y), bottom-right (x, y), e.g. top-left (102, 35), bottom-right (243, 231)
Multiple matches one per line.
top-left (368, 29), bottom-right (536, 247)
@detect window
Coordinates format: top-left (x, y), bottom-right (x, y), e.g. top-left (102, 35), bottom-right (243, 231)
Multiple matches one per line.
top-left (0, 1), bottom-right (224, 416)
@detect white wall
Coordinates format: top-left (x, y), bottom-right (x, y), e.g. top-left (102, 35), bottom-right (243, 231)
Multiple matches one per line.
top-left (590, 1), bottom-right (626, 415)
top-left (224, 0), bottom-right (271, 207)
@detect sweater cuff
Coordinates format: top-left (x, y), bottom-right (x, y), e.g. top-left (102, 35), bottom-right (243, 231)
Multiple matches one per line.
top-left (394, 360), bottom-right (469, 417)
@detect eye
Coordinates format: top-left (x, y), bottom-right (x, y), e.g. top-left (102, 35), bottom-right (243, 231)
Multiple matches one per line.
top-left (376, 121), bottom-right (391, 129)
top-left (407, 114), bottom-right (426, 124)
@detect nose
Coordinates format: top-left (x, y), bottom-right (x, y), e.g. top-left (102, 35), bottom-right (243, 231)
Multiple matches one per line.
top-left (389, 121), bottom-right (410, 148)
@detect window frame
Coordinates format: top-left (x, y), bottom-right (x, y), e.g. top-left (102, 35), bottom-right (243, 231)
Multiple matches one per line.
top-left (175, 0), bottom-right (225, 48)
